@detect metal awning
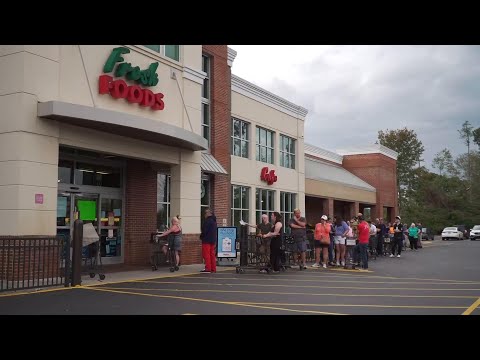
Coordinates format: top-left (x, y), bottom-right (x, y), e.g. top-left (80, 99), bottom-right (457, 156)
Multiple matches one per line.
top-left (37, 101), bottom-right (208, 151)
top-left (201, 153), bottom-right (228, 175)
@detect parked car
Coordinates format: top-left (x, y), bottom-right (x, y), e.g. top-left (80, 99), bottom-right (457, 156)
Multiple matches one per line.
top-left (470, 225), bottom-right (480, 241)
top-left (453, 224), bottom-right (470, 238)
top-left (421, 227), bottom-right (435, 240)
top-left (442, 226), bottom-right (464, 241)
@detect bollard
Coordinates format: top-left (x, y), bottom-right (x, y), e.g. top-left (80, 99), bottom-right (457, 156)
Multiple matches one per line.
top-left (71, 219), bottom-right (83, 286)
top-left (240, 224), bottom-right (248, 267)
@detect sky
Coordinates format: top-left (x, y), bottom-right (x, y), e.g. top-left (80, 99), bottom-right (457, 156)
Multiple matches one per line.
top-left (229, 45), bottom-right (480, 169)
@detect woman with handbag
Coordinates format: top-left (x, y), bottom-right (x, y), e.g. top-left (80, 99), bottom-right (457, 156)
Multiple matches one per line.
top-left (311, 215), bottom-right (331, 269)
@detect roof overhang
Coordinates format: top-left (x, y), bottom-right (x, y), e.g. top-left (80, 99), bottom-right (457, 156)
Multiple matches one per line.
top-left (37, 101), bottom-right (208, 152)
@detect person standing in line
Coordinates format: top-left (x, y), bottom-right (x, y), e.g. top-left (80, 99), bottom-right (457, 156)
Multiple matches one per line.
top-left (376, 218), bottom-right (386, 256)
top-left (262, 212), bottom-right (284, 273)
top-left (408, 223), bottom-right (419, 251)
top-left (200, 208), bottom-right (217, 273)
top-left (334, 216), bottom-right (349, 267)
top-left (327, 217), bottom-right (336, 266)
top-left (289, 209), bottom-right (308, 270)
top-left (312, 215), bottom-right (331, 269)
top-left (390, 216), bottom-right (404, 258)
top-left (244, 214), bottom-right (272, 256)
top-left (417, 222), bottom-right (423, 248)
top-left (353, 214), bottom-right (370, 271)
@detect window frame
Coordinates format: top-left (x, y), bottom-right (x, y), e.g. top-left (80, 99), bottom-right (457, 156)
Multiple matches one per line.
top-left (231, 185), bottom-right (250, 230)
top-left (142, 45), bottom-right (180, 62)
top-left (231, 117), bottom-right (250, 158)
top-left (157, 173), bottom-right (171, 231)
top-left (202, 54), bottom-right (211, 148)
top-left (256, 126), bottom-right (275, 164)
top-left (280, 134), bottom-right (296, 169)
top-left (256, 188), bottom-right (275, 225)
top-left (280, 192), bottom-right (296, 234)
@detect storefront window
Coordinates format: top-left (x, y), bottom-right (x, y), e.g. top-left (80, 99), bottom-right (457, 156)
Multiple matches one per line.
top-left (202, 55), bottom-right (211, 147)
top-left (256, 127), bottom-right (274, 164)
top-left (143, 45), bottom-right (180, 61)
top-left (281, 192), bottom-right (296, 234)
top-left (58, 160), bottom-right (73, 184)
top-left (74, 162), bottom-right (121, 188)
top-left (232, 185), bottom-right (250, 230)
top-left (157, 173), bottom-right (171, 231)
top-left (256, 188), bottom-right (275, 225)
top-left (280, 135), bottom-right (296, 169)
top-left (201, 176), bottom-right (211, 228)
top-left (232, 118), bottom-right (249, 158)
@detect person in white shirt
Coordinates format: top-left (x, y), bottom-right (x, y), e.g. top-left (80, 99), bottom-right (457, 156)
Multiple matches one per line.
top-left (368, 220), bottom-right (377, 256)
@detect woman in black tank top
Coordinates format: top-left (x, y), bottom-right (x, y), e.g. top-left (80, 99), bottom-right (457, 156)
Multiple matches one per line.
top-left (262, 212), bottom-right (283, 272)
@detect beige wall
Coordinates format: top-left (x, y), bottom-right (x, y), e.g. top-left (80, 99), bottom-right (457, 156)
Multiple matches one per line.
top-left (231, 91), bottom-right (305, 225)
top-left (0, 45), bottom-right (204, 236)
top-left (305, 178), bottom-right (376, 204)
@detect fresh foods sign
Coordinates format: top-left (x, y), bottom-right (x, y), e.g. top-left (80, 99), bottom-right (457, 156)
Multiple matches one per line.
top-left (99, 47), bottom-right (165, 111)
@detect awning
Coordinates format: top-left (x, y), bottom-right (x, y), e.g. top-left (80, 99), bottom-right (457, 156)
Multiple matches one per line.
top-left (201, 152), bottom-right (228, 175)
top-left (37, 101), bottom-right (208, 151)
top-left (305, 158), bottom-right (376, 192)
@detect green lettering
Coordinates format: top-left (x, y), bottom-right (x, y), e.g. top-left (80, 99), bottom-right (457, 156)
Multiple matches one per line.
top-left (115, 62), bottom-right (133, 77)
top-left (103, 47), bottom-right (130, 73)
top-left (147, 63), bottom-right (159, 86)
top-left (126, 66), bottom-right (141, 81)
top-left (138, 70), bottom-right (149, 86)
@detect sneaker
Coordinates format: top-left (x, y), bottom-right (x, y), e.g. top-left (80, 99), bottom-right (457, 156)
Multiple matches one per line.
top-left (200, 269), bottom-right (211, 273)
top-left (311, 263), bottom-right (320, 268)
top-left (390, 254), bottom-right (394, 258)
top-left (259, 269), bottom-right (267, 274)
top-left (397, 255), bottom-right (401, 258)
top-left (340, 261), bottom-right (345, 267)
top-left (272, 270), bottom-right (280, 273)
top-left (302, 265), bottom-right (308, 270)
top-left (336, 262), bottom-right (340, 266)
top-left (323, 264), bottom-right (327, 269)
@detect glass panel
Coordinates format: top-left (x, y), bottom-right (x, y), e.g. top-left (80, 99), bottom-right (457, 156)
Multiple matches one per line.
top-left (268, 191), bottom-right (274, 210)
top-left (74, 163), bottom-right (94, 186)
top-left (233, 119), bottom-right (240, 138)
top-left (233, 210), bottom-right (241, 227)
top-left (256, 145), bottom-right (260, 161)
top-left (292, 194), bottom-right (296, 211)
top-left (203, 125), bottom-right (209, 142)
top-left (144, 45), bottom-right (160, 52)
top-left (233, 139), bottom-right (241, 156)
top-left (260, 128), bottom-right (266, 146)
top-left (157, 174), bottom-right (167, 203)
top-left (202, 103), bottom-right (209, 126)
top-left (241, 210), bottom-right (249, 227)
top-left (56, 195), bottom-right (71, 226)
top-left (291, 154), bottom-right (295, 169)
top-left (100, 228), bottom-right (122, 257)
top-left (203, 78), bottom-right (209, 99)
top-left (261, 190), bottom-right (267, 211)
top-left (256, 211), bottom-right (261, 226)
top-left (201, 178), bottom-right (210, 206)
top-left (58, 159), bottom-right (73, 184)
top-left (202, 55), bottom-right (209, 74)
top-left (74, 162), bottom-right (120, 188)
top-left (241, 121), bottom-right (248, 140)
top-left (280, 192), bottom-right (285, 212)
top-left (165, 45), bottom-right (179, 61)
top-left (267, 148), bottom-right (272, 164)
top-left (256, 189), bottom-right (260, 210)
top-left (284, 153), bottom-right (290, 168)
top-left (270, 132), bottom-right (275, 149)
top-left (241, 140), bottom-right (248, 158)
top-left (100, 198), bottom-right (122, 227)
top-left (241, 187), bottom-right (249, 209)
top-left (261, 147), bottom-right (267, 163)
top-left (233, 186), bottom-right (240, 209)
top-left (157, 203), bottom-right (169, 231)
top-left (280, 135), bottom-right (284, 152)
top-left (280, 153), bottom-right (284, 167)
top-left (256, 127), bottom-right (260, 144)
top-left (289, 139), bottom-right (295, 154)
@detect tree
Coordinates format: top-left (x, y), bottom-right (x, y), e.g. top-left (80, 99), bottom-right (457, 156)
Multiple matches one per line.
top-left (458, 121), bottom-right (474, 201)
top-left (378, 128), bottom-right (425, 212)
top-left (473, 127), bottom-right (480, 149)
top-left (432, 148), bottom-right (455, 176)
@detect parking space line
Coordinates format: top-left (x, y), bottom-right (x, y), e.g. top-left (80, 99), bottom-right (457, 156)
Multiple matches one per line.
top-left (82, 286), bottom-right (346, 315)
top-left (236, 302), bottom-right (466, 309)
top-left (97, 286), bottom-right (479, 299)
top-left (135, 280), bottom-right (480, 291)
top-left (462, 297), bottom-right (480, 315)
top-left (0, 286), bottom-right (73, 298)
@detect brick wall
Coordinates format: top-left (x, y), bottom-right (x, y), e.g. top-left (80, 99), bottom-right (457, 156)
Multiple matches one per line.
top-left (342, 154), bottom-right (398, 221)
top-left (305, 196), bottom-right (326, 224)
top-left (203, 45), bottom-right (231, 225)
top-left (124, 159), bottom-right (157, 266)
top-left (180, 234), bottom-right (202, 265)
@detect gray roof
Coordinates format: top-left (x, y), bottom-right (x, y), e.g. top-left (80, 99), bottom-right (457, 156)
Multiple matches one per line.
top-left (305, 158), bottom-right (376, 192)
top-left (304, 143), bottom-right (343, 164)
top-left (201, 153), bottom-right (228, 175)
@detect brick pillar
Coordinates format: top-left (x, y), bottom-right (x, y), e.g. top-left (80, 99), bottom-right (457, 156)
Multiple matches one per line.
top-left (203, 45), bottom-right (231, 226)
top-left (327, 198), bottom-right (334, 218)
top-left (124, 159), bottom-right (157, 266)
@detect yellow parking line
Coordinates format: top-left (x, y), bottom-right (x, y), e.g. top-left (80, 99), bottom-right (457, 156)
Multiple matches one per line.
top-left (83, 286), bottom-right (345, 315)
top-left (237, 302), bottom-right (466, 309)
top-left (462, 297), bottom-right (480, 315)
top-left (97, 286), bottom-right (479, 299)
top-left (135, 280), bottom-right (480, 291)
top-left (0, 286), bottom-right (73, 298)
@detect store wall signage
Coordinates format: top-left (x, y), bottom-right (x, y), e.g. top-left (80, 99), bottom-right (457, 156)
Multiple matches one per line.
top-left (260, 167), bottom-right (278, 185)
top-left (99, 47), bottom-right (165, 111)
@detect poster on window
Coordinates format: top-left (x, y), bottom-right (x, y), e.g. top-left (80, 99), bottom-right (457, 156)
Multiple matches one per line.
top-left (216, 227), bottom-right (237, 258)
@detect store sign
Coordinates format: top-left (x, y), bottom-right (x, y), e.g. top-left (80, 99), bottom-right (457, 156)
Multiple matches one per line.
top-left (260, 167), bottom-right (278, 185)
top-left (99, 47), bottom-right (165, 111)
top-left (217, 227), bottom-right (237, 259)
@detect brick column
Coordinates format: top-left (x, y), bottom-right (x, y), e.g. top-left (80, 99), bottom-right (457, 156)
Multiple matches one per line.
top-left (124, 159), bottom-right (157, 266)
top-left (327, 198), bottom-right (334, 218)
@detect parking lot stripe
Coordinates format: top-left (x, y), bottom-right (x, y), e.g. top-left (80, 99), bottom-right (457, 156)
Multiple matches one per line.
top-left (82, 286), bottom-right (346, 315)
top-left (98, 286), bottom-right (478, 299)
top-left (236, 302), bottom-right (467, 309)
top-left (0, 286), bottom-right (73, 298)
top-left (462, 297), bottom-right (480, 315)
top-left (135, 280), bottom-right (480, 291)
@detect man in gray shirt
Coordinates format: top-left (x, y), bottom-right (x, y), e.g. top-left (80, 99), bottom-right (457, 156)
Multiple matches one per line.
top-left (289, 209), bottom-right (307, 269)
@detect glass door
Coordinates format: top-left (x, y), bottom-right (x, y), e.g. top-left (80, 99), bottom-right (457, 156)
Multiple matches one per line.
top-left (99, 197), bottom-right (123, 260)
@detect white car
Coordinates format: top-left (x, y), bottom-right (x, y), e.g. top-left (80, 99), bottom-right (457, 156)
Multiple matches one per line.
top-left (442, 227), bottom-right (464, 241)
top-left (470, 225), bottom-right (480, 241)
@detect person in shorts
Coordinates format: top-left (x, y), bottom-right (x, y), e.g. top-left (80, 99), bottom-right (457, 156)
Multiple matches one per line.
top-left (245, 214), bottom-right (272, 256)
top-left (334, 216), bottom-right (349, 266)
top-left (158, 216), bottom-right (182, 268)
top-left (312, 215), bottom-right (331, 269)
top-left (289, 209), bottom-right (307, 270)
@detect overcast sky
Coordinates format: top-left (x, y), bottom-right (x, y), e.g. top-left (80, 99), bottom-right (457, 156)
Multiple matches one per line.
top-left (229, 45), bottom-right (480, 169)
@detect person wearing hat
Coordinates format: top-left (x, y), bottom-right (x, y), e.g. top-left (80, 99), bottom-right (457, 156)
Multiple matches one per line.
top-left (353, 214), bottom-right (370, 270)
top-left (390, 216), bottom-right (404, 258)
top-left (312, 215), bottom-right (331, 269)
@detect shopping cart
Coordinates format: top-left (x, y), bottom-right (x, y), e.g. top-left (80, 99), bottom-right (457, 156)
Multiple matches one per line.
top-left (150, 232), bottom-right (167, 271)
top-left (82, 223), bottom-right (105, 280)
top-left (344, 237), bottom-right (357, 269)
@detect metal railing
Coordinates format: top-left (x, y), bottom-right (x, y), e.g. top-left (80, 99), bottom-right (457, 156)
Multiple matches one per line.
top-left (0, 236), bottom-right (70, 292)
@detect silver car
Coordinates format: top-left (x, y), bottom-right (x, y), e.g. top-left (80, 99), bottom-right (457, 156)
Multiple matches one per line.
top-left (470, 225), bottom-right (480, 241)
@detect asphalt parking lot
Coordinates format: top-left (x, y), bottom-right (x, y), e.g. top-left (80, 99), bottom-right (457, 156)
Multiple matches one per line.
top-left (1, 239), bottom-right (479, 315)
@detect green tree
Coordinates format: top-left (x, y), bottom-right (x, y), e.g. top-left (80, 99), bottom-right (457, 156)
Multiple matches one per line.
top-left (473, 127), bottom-right (480, 149)
top-left (378, 127), bottom-right (425, 212)
top-left (458, 121), bottom-right (474, 201)
top-left (432, 148), bottom-right (455, 176)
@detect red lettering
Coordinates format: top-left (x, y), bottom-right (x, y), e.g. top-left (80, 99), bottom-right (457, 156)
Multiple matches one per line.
top-left (127, 85), bottom-right (143, 103)
top-left (140, 89), bottom-right (155, 107)
top-left (260, 167), bottom-right (277, 185)
top-left (152, 93), bottom-right (165, 110)
top-left (110, 79), bottom-right (129, 99)
top-left (99, 75), bottom-right (113, 94)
